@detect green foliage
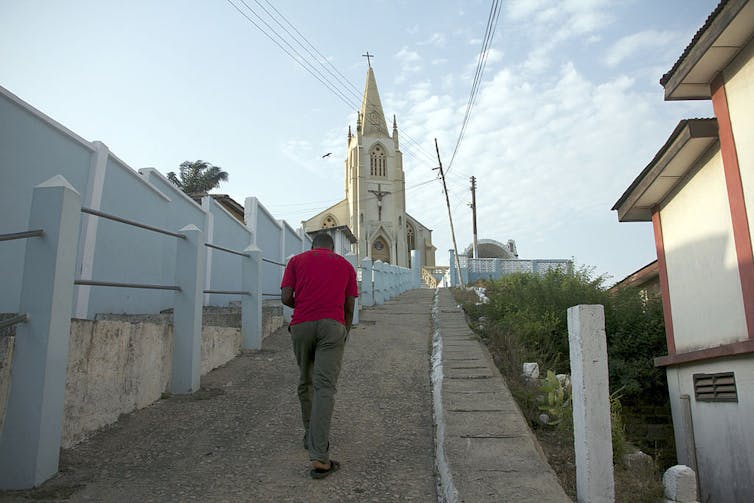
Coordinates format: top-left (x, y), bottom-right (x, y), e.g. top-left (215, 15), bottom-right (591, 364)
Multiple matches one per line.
top-left (167, 160), bottom-right (228, 194)
top-left (611, 390), bottom-right (627, 461)
top-left (604, 288), bottom-right (667, 403)
top-left (538, 370), bottom-right (572, 427)
top-left (466, 267), bottom-right (668, 404)
top-left (482, 267), bottom-right (609, 373)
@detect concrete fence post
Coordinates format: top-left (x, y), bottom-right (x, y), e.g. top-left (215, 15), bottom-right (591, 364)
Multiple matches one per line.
top-left (394, 266), bottom-right (399, 296)
top-left (0, 176), bottom-right (81, 489)
top-left (449, 249), bottom-right (457, 287)
top-left (374, 260), bottom-right (384, 305)
top-left (344, 253), bottom-right (359, 326)
top-left (281, 254), bottom-right (295, 323)
top-left (567, 304), bottom-right (614, 503)
top-left (384, 264), bottom-right (392, 301)
top-left (242, 245), bottom-right (262, 350)
top-left (171, 225), bottom-right (206, 395)
top-left (361, 258), bottom-right (373, 307)
top-left (411, 250), bottom-right (421, 289)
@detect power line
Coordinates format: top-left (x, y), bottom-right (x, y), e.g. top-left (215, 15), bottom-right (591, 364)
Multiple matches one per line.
top-left (268, 177), bottom-right (439, 218)
top-left (259, 0), bottom-right (363, 98)
top-left (446, 0), bottom-right (502, 176)
top-left (227, 0), bottom-right (359, 110)
top-left (253, 0), bottom-right (363, 103)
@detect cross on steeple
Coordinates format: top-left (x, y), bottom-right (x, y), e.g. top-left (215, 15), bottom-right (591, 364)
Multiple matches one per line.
top-left (362, 51), bottom-right (374, 68)
top-left (368, 184), bottom-right (391, 221)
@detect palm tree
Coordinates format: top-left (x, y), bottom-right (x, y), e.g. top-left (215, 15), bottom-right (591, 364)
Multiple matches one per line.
top-left (167, 160), bottom-right (228, 194)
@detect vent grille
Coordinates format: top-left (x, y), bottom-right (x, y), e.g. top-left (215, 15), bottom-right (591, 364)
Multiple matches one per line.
top-left (694, 372), bottom-right (738, 402)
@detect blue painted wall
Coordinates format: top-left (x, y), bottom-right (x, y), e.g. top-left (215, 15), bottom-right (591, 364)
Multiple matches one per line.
top-left (1, 86), bottom-right (309, 317)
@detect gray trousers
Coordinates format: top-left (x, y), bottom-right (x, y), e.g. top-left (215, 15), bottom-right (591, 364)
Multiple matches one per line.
top-left (290, 318), bottom-right (347, 463)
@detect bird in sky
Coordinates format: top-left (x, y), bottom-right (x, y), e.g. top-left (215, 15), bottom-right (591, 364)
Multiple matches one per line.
top-left (322, 152), bottom-right (332, 158)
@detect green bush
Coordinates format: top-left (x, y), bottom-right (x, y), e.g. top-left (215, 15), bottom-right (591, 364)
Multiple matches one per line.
top-left (460, 267), bottom-right (668, 404)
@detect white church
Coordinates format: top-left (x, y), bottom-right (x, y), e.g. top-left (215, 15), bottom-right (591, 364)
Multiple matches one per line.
top-left (304, 66), bottom-right (436, 268)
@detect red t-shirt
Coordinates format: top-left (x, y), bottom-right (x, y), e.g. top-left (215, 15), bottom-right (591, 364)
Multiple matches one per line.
top-left (280, 248), bottom-right (359, 326)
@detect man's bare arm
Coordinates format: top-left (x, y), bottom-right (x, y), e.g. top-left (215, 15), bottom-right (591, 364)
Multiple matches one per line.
top-left (344, 296), bottom-right (356, 332)
top-left (281, 287), bottom-right (295, 308)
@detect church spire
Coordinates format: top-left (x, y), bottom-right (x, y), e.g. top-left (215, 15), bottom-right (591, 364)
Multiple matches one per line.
top-left (359, 66), bottom-right (389, 137)
top-left (393, 114), bottom-right (399, 150)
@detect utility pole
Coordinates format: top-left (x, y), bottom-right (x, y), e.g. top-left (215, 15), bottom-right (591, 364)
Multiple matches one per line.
top-left (470, 176), bottom-right (478, 259)
top-left (434, 138), bottom-right (464, 287)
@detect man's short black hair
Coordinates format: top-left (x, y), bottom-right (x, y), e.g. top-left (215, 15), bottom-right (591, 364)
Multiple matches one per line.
top-left (312, 232), bottom-right (335, 250)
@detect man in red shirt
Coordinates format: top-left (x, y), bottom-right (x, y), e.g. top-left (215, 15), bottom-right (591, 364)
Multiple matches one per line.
top-left (280, 232), bottom-right (358, 479)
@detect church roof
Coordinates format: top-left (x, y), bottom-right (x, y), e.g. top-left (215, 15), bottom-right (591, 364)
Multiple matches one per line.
top-left (360, 67), bottom-right (390, 137)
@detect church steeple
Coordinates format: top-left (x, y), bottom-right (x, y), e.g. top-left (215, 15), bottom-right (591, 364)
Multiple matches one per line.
top-left (359, 67), bottom-right (389, 137)
top-left (393, 114), bottom-right (399, 150)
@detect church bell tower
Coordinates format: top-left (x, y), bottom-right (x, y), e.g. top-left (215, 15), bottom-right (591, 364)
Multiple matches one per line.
top-left (345, 64), bottom-right (408, 266)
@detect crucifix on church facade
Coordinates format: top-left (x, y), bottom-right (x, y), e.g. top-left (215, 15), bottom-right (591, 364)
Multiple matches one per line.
top-left (368, 184), bottom-right (391, 221)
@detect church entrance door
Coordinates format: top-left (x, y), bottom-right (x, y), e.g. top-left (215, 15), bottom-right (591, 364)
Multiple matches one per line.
top-left (372, 237), bottom-right (390, 264)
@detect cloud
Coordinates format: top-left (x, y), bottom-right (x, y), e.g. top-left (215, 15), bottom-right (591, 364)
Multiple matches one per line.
top-left (504, 0), bottom-right (614, 65)
top-left (394, 46), bottom-right (422, 74)
top-left (386, 42), bottom-right (708, 279)
top-left (604, 30), bottom-right (682, 67)
top-left (418, 32), bottom-right (447, 47)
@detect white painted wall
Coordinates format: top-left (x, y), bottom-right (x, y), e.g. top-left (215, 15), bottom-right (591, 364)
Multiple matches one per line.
top-left (666, 356), bottom-right (754, 503)
top-left (660, 150), bottom-right (747, 350)
top-left (723, 36), bottom-right (754, 243)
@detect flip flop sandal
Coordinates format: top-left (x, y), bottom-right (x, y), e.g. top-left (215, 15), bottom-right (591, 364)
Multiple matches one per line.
top-left (310, 460), bottom-right (340, 480)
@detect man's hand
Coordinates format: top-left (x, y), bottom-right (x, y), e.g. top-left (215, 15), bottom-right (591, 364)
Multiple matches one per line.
top-left (344, 296), bottom-right (356, 332)
top-left (281, 287), bottom-right (295, 308)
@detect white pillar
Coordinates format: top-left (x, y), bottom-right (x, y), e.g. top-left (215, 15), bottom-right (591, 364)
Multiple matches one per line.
top-left (361, 258), bottom-right (374, 307)
top-left (411, 250), bottom-right (421, 289)
top-left (568, 304), bottom-right (614, 503)
top-left (0, 176), bottom-right (81, 489)
top-left (172, 225), bottom-right (206, 394)
top-left (281, 254), bottom-right (295, 323)
top-left (242, 245), bottom-right (262, 349)
top-left (345, 253), bottom-right (359, 325)
top-left (374, 260), bottom-right (384, 305)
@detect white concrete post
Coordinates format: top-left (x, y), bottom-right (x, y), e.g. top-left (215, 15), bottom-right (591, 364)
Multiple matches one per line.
top-left (344, 253), bottom-right (359, 326)
top-left (411, 250), bottom-right (421, 289)
top-left (281, 254), bottom-right (295, 323)
top-left (663, 465), bottom-right (698, 502)
top-left (360, 258), bottom-right (374, 307)
top-left (171, 225), bottom-right (206, 395)
top-left (242, 245), bottom-right (262, 349)
top-left (0, 176), bottom-right (81, 489)
top-left (568, 304), bottom-right (614, 503)
top-left (374, 260), bottom-right (384, 305)
top-left (390, 264), bottom-right (400, 299)
top-left (384, 263), bottom-right (392, 301)
top-left (382, 264), bottom-right (393, 302)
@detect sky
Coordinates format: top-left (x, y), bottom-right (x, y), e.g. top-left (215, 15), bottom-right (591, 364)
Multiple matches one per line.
top-left (0, 1), bottom-right (718, 284)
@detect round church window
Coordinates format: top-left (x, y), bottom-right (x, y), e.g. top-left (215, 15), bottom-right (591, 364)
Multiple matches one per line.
top-left (373, 240), bottom-right (384, 251)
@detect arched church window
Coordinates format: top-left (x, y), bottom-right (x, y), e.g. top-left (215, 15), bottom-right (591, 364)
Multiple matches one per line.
top-left (370, 145), bottom-right (386, 177)
top-left (407, 224), bottom-right (415, 250)
top-left (360, 213), bottom-right (364, 223)
top-left (322, 215), bottom-right (337, 228)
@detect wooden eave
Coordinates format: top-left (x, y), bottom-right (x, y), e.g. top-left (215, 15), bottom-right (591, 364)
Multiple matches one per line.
top-left (612, 119), bottom-right (718, 222)
top-left (661, 0), bottom-right (754, 100)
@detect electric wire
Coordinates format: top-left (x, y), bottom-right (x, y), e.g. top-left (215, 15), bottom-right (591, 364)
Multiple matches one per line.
top-left (226, 0), bottom-right (359, 111)
top-left (259, 0), bottom-right (363, 98)
top-left (251, 0), bottom-right (363, 104)
top-left (226, 0), bottom-right (441, 166)
top-left (445, 0), bottom-right (502, 176)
